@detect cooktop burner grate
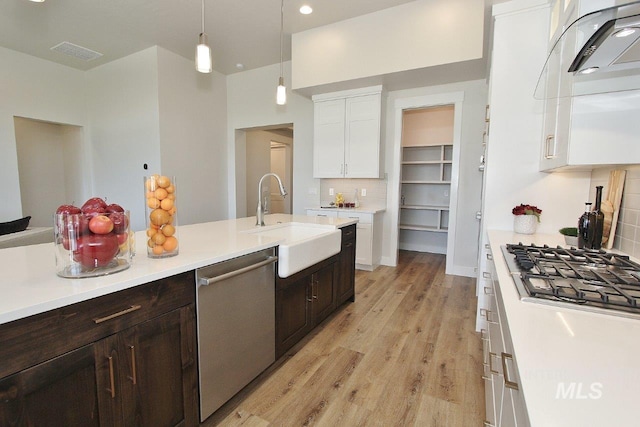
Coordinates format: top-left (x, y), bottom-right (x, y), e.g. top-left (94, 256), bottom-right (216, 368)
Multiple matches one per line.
top-left (504, 243), bottom-right (640, 316)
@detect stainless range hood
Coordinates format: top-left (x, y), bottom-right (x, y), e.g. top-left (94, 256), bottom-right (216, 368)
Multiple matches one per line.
top-left (535, 0), bottom-right (640, 99)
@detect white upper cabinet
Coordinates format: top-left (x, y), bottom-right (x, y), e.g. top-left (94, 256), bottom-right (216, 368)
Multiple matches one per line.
top-left (313, 86), bottom-right (382, 178)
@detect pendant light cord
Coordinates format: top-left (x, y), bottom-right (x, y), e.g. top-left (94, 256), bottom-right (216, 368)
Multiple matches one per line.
top-left (201, 0), bottom-right (205, 34)
top-left (280, 0), bottom-right (284, 78)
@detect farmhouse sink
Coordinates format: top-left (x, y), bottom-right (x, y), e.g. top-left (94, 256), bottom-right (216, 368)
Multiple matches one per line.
top-left (244, 222), bottom-right (341, 278)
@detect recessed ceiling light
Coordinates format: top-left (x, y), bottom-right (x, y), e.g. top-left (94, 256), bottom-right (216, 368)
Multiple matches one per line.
top-left (29, 0), bottom-right (45, 2)
top-left (579, 67), bottom-right (599, 75)
top-left (300, 5), bottom-right (313, 15)
top-left (236, 63), bottom-right (245, 70)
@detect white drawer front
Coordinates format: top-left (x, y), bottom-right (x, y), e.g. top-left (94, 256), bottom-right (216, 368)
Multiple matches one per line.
top-left (337, 211), bottom-right (372, 224)
top-left (306, 209), bottom-right (338, 218)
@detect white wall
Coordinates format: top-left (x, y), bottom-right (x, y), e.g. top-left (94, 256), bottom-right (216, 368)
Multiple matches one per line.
top-left (383, 80), bottom-right (488, 275)
top-left (245, 130), bottom-right (273, 217)
top-left (85, 47), bottom-right (162, 232)
top-left (157, 47), bottom-right (228, 226)
top-left (292, 0), bottom-right (484, 89)
top-left (0, 46), bottom-right (87, 222)
top-left (226, 61), bottom-right (318, 218)
top-left (484, 1), bottom-right (591, 236)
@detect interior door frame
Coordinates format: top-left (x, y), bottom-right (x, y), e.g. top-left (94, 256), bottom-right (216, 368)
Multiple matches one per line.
top-left (389, 92), bottom-right (464, 275)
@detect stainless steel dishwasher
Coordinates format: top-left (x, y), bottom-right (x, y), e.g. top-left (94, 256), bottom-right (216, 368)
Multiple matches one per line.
top-left (196, 248), bottom-right (277, 421)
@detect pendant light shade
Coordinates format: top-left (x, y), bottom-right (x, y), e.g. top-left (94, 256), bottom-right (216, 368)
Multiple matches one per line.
top-left (276, 0), bottom-right (287, 105)
top-left (196, 0), bottom-right (212, 73)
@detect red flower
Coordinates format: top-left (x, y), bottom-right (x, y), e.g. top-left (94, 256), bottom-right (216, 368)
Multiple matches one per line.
top-left (512, 204), bottom-right (542, 221)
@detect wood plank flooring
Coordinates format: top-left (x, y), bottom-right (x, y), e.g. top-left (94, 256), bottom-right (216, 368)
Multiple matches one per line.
top-left (202, 251), bottom-right (484, 426)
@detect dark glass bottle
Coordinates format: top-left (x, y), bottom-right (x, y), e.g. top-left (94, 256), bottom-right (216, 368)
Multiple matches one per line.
top-left (578, 202), bottom-right (592, 249)
top-left (589, 186), bottom-right (605, 250)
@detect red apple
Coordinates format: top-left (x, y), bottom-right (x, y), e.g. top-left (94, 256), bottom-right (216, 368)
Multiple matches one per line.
top-left (56, 213), bottom-right (89, 244)
top-left (81, 197), bottom-right (107, 215)
top-left (73, 234), bottom-right (119, 268)
top-left (108, 211), bottom-right (128, 234)
top-left (116, 232), bottom-right (129, 245)
top-left (56, 204), bottom-right (81, 215)
top-left (89, 215), bottom-right (114, 235)
top-left (105, 203), bottom-right (125, 214)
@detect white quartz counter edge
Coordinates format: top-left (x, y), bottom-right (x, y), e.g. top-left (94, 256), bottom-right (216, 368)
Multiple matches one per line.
top-left (488, 230), bottom-right (640, 427)
top-left (306, 206), bottom-right (386, 214)
top-left (0, 214), bottom-right (356, 326)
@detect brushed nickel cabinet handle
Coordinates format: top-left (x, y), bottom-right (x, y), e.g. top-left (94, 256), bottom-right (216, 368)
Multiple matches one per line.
top-left (482, 271), bottom-right (491, 279)
top-left (129, 345), bottom-right (137, 385)
top-left (345, 242), bottom-right (354, 248)
top-left (198, 256), bottom-right (277, 286)
top-left (486, 253), bottom-right (493, 260)
top-left (94, 305), bottom-right (142, 324)
top-left (489, 352), bottom-right (499, 375)
top-left (484, 421), bottom-right (495, 427)
top-left (545, 135), bottom-right (556, 159)
top-left (502, 352), bottom-right (520, 390)
top-left (481, 328), bottom-right (488, 340)
top-left (484, 286), bottom-right (494, 295)
top-left (107, 356), bottom-right (116, 398)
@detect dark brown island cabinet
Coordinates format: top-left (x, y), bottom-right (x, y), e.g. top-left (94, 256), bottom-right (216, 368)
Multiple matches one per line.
top-left (0, 271), bottom-right (198, 427)
top-left (0, 223), bottom-right (357, 426)
top-left (275, 224), bottom-right (356, 358)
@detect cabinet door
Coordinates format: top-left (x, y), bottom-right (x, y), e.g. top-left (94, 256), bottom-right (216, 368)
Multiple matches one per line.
top-left (355, 223), bottom-right (373, 266)
top-left (119, 306), bottom-right (198, 427)
top-left (313, 99), bottom-right (346, 178)
top-left (345, 94), bottom-right (381, 178)
top-left (335, 228), bottom-right (356, 306)
top-left (276, 277), bottom-right (313, 357)
top-left (312, 264), bottom-right (336, 324)
top-left (0, 343), bottom-right (114, 427)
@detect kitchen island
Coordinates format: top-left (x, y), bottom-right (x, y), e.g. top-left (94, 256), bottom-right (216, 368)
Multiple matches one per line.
top-left (0, 213), bottom-right (356, 325)
top-left (0, 213), bottom-right (357, 426)
top-left (487, 229), bottom-right (640, 427)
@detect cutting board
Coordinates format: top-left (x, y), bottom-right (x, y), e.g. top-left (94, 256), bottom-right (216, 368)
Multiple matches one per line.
top-left (602, 170), bottom-right (626, 250)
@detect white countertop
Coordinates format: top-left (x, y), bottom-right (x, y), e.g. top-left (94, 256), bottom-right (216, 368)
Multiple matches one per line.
top-left (306, 206), bottom-right (386, 214)
top-left (489, 229), bottom-right (640, 427)
top-left (0, 214), bottom-right (356, 326)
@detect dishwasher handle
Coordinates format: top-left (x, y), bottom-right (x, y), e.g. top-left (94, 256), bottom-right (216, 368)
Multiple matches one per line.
top-left (198, 256), bottom-right (277, 286)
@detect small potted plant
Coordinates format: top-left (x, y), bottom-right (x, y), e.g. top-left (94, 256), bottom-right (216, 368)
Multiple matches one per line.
top-left (512, 203), bottom-right (542, 235)
top-left (559, 227), bottom-right (579, 246)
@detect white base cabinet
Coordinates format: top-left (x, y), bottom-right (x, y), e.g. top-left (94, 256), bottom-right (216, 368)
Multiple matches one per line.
top-left (481, 248), bottom-right (530, 427)
top-left (306, 209), bottom-right (382, 271)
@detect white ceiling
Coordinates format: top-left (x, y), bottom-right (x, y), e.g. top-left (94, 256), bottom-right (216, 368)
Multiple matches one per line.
top-left (1, 0), bottom-right (509, 78)
top-left (0, 0), bottom-right (433, 75)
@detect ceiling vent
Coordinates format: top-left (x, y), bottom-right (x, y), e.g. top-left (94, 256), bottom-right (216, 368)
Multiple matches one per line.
top-left (50, 42), bottom-right (103, 61)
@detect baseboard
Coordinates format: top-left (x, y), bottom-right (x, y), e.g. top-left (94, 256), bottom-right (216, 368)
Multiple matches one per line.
top-left (398, 242), bottom-right (447, 254)
top-left (449, 265), bottom-right (477, 278)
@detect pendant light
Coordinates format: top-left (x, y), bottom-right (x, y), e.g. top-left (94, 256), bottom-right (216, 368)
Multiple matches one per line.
top-left (276, 0), bottom-right (287, 105)
top-left (195, 0), bottom-right (212, 73)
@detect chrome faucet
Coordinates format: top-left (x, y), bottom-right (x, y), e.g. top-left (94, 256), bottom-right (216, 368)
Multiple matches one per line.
top-left (256, 173), bottom-right (287, 226)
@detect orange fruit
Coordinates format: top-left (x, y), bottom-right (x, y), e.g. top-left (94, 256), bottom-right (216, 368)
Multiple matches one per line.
top-left (146, 190), bottom-right (155, 198)
top-left (152, 232), bottom-right (166, 245)
top-left (150, 208), bottom-right (170, 226)
top-left (162, 224), bottom-right (175, 237)
top-left (168, 206), bottom-right (177, 216)
top-left (146, 228), bottom-right (157, 238)
top-left (163, 236), bottom-right (178, 252)
top-left (167, 193), bottom-right (175, 200)
top-left (166, 184), bottom-right (175, 194)
top-left (147, 239), bottom-right (155, 248)
top-left (147, 197), bottom-right (160, 209)
top-left (145, 176), bottom-right (158, 191)
top-left (154, 188), bottom-right (168, 200)
top-left (160, 198), bottom-right (174, 210)
top-left (152, 245), bottom-right (164, 255)
top-left (157, 176), bottom-right (171, 188)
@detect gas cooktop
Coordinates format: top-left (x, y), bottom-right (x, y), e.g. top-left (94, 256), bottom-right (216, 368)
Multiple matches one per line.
top-left (501, 243), bottom-right (640, 319)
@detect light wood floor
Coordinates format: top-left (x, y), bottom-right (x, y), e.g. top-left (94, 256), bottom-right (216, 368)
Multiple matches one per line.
top-left (202, 251), bottom-right (484, 426)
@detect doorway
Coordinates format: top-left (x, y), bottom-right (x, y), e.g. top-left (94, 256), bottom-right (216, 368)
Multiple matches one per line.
top-left (14, 117), bottom-right (88, 227)
top-left (236, 125), bottom-right (293, 219)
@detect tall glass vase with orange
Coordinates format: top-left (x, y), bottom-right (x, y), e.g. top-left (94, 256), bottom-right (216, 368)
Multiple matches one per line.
top-left (144, 175), bottom-right (179, 258)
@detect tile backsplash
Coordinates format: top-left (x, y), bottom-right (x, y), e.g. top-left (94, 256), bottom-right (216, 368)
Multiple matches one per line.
top-left (590, 165), bottom-right (640, 258)
top-left (319, 178), bottom-right (387, 208)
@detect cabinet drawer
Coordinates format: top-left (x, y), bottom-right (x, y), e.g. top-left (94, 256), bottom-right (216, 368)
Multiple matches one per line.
top-left (0, 271), bottom-right (195, 379)
top-left (338, 211), bottom-right (372, 224)
top-left (341, 224), bottom-right (356, 244)
top-left (306, 209), bottom-right (338, 218)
